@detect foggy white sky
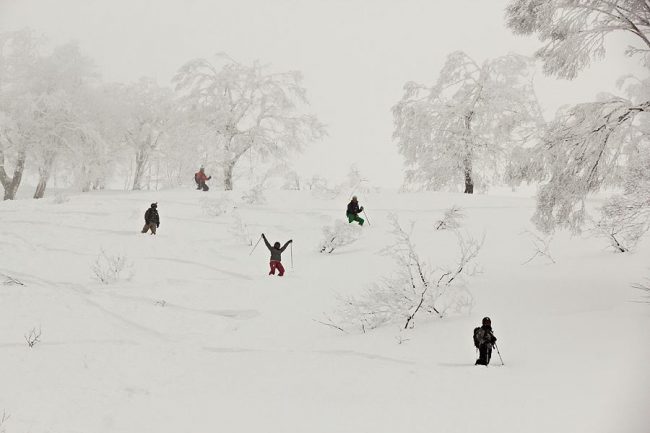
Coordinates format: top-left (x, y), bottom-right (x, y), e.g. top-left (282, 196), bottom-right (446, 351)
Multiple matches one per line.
top-left (0, 0), bottom-right (643, 187)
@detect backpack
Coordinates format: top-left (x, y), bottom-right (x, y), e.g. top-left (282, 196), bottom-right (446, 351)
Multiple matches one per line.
top-left (473, 327), bottom-right (492, 348)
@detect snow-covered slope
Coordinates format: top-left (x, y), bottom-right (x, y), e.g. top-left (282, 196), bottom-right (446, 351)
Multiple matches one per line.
top-left (1, 189), bottom-right (648, 433)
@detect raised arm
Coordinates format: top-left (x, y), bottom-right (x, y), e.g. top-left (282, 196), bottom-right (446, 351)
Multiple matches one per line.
top-left (262, 234), bottom-right (272, 250)
top-left (280, 239), bottom-right (292, 252)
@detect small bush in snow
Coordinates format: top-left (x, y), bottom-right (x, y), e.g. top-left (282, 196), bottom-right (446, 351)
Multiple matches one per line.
top-left (281, 171), bottom-right (301, 191)
top-left (345, 164), bottom-right (372, 194)
top-left (0, 410), bottom-right (9, 433)
top-left (1, 273), bottom-right (24, 286)
top-left (24, 327), bottom-right (41, 348)
top-left (201, 196), bottom-right (234, 217)
top-left (632, 274), bottom-right (650, 304)
top-left (521, 230), bottom-right (555, 265)
top-left (241, 183), bottom-right (267, 205)
top-left (319, 221), bottom-right (362, 253)
top-left (92, 250), bottom-right (133, 284)
top-left (230, 212), bottom-right (253, 246)
top-left (308, 175), bottom-right (341, 199)
top-left (329, 214), bottom-right (482, 332)
top-left (591, 196), bottom-right (649, 253)
top-left (53, 192), bottom-right (70, 204)
top-left (434, 205), bottom-right (464, 230)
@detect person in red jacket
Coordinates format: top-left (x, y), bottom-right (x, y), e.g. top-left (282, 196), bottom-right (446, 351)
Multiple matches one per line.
top-left (194, 167), bottom-right (211, 191)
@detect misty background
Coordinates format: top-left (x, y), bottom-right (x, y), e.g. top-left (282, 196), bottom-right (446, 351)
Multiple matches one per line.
top-left (0, 0), bottom-right (642, 187)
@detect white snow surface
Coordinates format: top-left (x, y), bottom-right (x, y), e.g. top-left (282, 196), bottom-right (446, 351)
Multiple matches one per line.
top-left (1, 189), bottom-right (648, 433)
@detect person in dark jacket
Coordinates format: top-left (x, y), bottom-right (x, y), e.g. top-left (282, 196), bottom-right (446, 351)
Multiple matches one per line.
top-left (346, 196), bottom-right (364, 225)
top-left (474, 317), bottom-right (497, 366)
top-left (262, 233), bottom-right (292, 276)
top-left (141, 203), bottom-right (160, 235)
top-left (195, 167), bottom-right (211, 191)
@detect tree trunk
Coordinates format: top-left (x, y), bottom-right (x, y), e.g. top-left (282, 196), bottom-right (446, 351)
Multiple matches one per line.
top-left (132, 149), bottom-right (147, 191)
top-left (0, 148), bottom-right (27, 200)
top-left (463, 170), bottom-right (474, 194)
top-left (34, 178), bottom-right (47, 199)
top-left (223, 160), bottom-right (236, 191)
top-left (463, 158), bottom-right (474, 194)
top-left (463, 111), bottom-right (475, 194)
top-left (34, 152), bottom-right (56, 199)
top-left (81, 164), bottom-right (93, 192)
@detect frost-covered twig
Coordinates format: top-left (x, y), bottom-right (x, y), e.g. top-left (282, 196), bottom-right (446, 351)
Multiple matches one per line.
top-left (201, 195), bottom-right (234, 217)
top-left (24, 327), bottom-right (41, 348)
top-left (632, 276), bottom-right (650, 304)
top-left (53, 192), bottom-right (70, 204)
top-left (521, 230), bottom-right (555, 265)
top-left (1, 273), bottom-right (25, 286)
top-left (241, 182), bottom-right (267, 205)
top-left (0, 410), bottom-right (10, 433)
top-left (230, 212), bottom-right (253, 246)
top-left (92, 249), bottom-right (133, 284)
top-left (318, 221), bottom-right (361, 253)
top-left (308, 175), bottom-right (341, 199)
top-left (591, 195), bottom-right (649, 253)
top-left (313, 315), bottom-right (346, 333)
top-left (330, 214), bottom-right (482, 332)
top-left (395, 331), bottom-right (410, 345)
top-left (434, 205), bottom-right (464, 230)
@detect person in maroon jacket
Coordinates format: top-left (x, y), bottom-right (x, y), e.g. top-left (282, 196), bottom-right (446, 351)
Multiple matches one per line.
top-left (262, 233), bottom-right (292, 276)
top-left (194, 167), bottom-right (211, 191)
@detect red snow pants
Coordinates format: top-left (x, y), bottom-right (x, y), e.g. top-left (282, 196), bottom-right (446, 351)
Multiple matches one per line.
top-left (269, 260), bottom-right (285, 276)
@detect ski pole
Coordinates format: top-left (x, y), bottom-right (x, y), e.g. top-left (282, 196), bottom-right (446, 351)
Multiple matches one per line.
top-left (249, 235), bottom-right (262, 256)
top-left (494, 343), bottom-right (504, 366)
top-left (363, 209), bottom-right (371, 226)
top-left (290, 242), bottom-right (294, 269)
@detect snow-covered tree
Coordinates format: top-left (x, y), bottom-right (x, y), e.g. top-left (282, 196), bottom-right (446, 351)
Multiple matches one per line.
top-left (0, 30), bottom-right (42, 200)
top-left (592, 122), bottom-right (650, 251)
top-left (393, 51), bottom-right (542, 193)
top-left (173, 53), bottom-right (326, 190)
top-left (0, 32), bottom-right (106, 199)
top-left (506, 0), bottom-right (650, 79)
top-left (108, 78), bottom-right (173, 191)
top-left (155, 119), bottom-right (213, 189)
top-left (532, 93), bottom-right (647, 232)
top-left (505, 1), bottom-right (650, 232)
top-left (29, 43), bottom-right (98, 198)
top-left (593, 196), bottom-right (649, 252)
top-left (66, 85), bottom-right (123, 192)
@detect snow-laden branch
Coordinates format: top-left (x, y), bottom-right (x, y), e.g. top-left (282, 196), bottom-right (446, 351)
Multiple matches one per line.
top-left (325, 215), bottom-right (482, 333)
top-left (506, 0), bottom-right (650, 78)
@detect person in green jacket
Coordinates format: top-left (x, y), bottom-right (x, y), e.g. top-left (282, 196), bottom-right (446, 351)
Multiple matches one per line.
top-left (346, 196), bottom-right (364, 225)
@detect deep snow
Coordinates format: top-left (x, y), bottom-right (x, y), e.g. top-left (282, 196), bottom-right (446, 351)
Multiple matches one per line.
top-left (0, 188), bottom-right (648, 433)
